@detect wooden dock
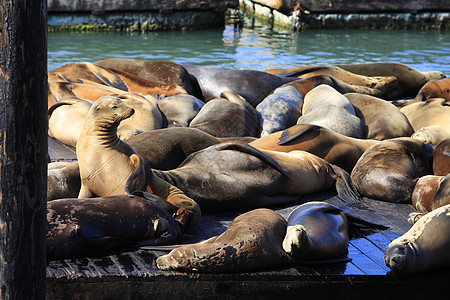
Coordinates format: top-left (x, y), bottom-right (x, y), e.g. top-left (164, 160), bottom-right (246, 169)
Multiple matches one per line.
top-left (47, 137), bottom-right (448, 299)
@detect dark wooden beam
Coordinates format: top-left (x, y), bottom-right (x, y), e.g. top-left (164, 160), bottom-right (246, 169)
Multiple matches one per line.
top-left (0, 0), bottom-right (47, 299)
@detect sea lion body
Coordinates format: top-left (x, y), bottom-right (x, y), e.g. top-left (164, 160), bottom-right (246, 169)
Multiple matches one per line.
top-left (384, 203), bottom-right (450, 274)
top-left (47, 195), bottom-right (182, 260)
top-left (433, 139), bottom-right (450, 176)
top-left (250, 124), bottom-right (378, 173)
top-left (400, 98), bottom-right (450, 146)
top-left (47, 161), bottom-right (81, 201)
top-left (155, 141), bottom-right (360, 212)
top-left (297, 85), bottom-right (364, 138)
top-left (282, 202), bottom-right (349, 261)
top-left (189, 92), bottom-right (261, 137)
top-left (337, 62), bottom-right (446, 99)
top-left (344, 93), bottom-right (414, 140)
top-left (156, 208), bottom-right (289, 272)
top-left (157, 94), bottom-right (205, 127)
top-left (256, 85), bottom-right (304, 137)
top-left (351, 137), bottom-right (433, 203)
top-left (412, 174), bottom-right (450, 214)
top-left (183, 64), bottom-right (297, 107)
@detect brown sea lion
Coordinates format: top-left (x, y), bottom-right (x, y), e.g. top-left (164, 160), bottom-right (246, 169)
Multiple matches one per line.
top-left (156, 94), bottom-right (205, 128)
top-left (49, 62), bottom-right (189, 97)
top-left (154, 141), bottom-right (361, 212)
top-left (411, 174), bottom-right (450, 215)
top-left (400, 98), bottom-right (450, 146)
top-left (48, 97), bottom-right (93, 148)
top-left (249, 124), bottom-right (378, 173)
top-left (76, 95), bottom-right (201, 231)
top-left (344, 93), bottom-right (414, 140)
top-left (415, 77), bottom-right (450, 102)
top-left (282, 201), bottom-right (387, 261)
top-left (255, 85), bottom-right (304, 137)
top-left (189, 91), bottom-right (261, 138)
top-left (156, 208), bottom-right (289, 273)
top-left (433, 138), bottom-right (450, 176)
top-left (336, 62), bottom-right (446, 100)
top-left (47, 161), bottom-right (81, 201)
top-left (350, 137), bottom-right (433, 203)
top-left (275, 65), bottom-right (398, 97)
top-left (297, 85), bottom-right (365, 138)
top-left (275, 75), bottom-right (385, 97)
top-left (47, 194), bottom-right (182, 260)
top-left (182, 64), bottom-right (298, 107)
top-left (93, 58), bottom-right (204, 100)
top-left (384, 203), bottom-right (450, 274)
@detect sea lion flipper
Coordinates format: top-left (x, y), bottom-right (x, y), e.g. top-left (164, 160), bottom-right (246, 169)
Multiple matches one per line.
top-left (125, 154), bottom-right (151, 196)
top-left (216, 141), bottom-right (290, 178)
top-left (282, 66), bottom-right (325, 78)
top-left (92, 69), bottom-right (129, 92)
top-left (277, 124), bottom-right (318, 145)
top-left (48, 99), bottom-right (79, 116)
top-left (330, 165), bottom-right (361, 203)
top-left (342, 211), bottom-right (389, 230)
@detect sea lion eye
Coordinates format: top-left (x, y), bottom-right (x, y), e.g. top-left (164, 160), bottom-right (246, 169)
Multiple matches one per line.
top-left (444, 89), bottom-right (449, 93)
top-left (111, 106), bottom-right (117, 110)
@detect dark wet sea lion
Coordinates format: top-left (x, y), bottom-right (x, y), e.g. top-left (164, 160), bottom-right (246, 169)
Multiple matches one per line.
top-left (47, 161), bottom-right (81, 201)
top-left (182, 64), bottom-right (298, 107)
top-left (156, 208), bottom-right (289, 273)
top-left (47, 194), bottom-right (182, 260)
top-left (157, 94), bottom-right (205, 127)
top-left (350, 137), bottom-right (433, 203)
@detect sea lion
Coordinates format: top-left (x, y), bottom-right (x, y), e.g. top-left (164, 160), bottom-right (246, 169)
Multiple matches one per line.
top-left (384, 203), bottom-right (450, 274)
top-left (126, 127), bottom-right (254, 170)
top-left (49, 62), bottom-right (189, 97)
top-left (156, 208), bottom-right (289, 273)
top-left (282, 201), bottom-right (387, 261)
top-left (189, 91), bottom-right (261, 138)
top-left (351, 137), bottom-right (433, 203)
top-left (276, 75), bottom-right (386, 97)
top-left (297, 85), bottom-right (365, 138)
top-left (411, 174), bottom-right (450, 215)
top-left (400, 98), bottom-right (450, 146)
top-left (249, 124), bottom-right (379, 173)
top-left (48, 97), bottom-right (93, 148)
top-left (336, 62), bottom-right (446, 100)
top-left (433, 138), bottom-right (450, 176)
top-left (47, 194), bottom-right (182, 260)
top-left (255, 85), bottom-right (304, 137)
top-left (275, 65), bottom-right (398, 97)
top-left (415, 77), bottom-right (450, 102)
top-left (154, 141), bottom-right (361, 212)
top-left (182, 64), bottom-right (298, 107)
top-left (47, 161), bottom-right (81, 201)
top-left (157, 94), bottom-right (205, 127)
top-left (93, 58), bottom-right (204, 100)
top-left (344, 93), bottom-right (414, 140)
top-left (76, 95), bottom-right (201, 231)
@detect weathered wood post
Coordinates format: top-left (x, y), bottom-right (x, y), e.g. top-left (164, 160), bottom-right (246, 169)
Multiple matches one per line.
top-left (0, 0), bottom-right (48, 299)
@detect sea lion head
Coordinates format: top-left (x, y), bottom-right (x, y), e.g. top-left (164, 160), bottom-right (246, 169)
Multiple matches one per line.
top-left (384, 238), bottom-right (416, 274)
top-left (90, 95), bottom-right (135, 128)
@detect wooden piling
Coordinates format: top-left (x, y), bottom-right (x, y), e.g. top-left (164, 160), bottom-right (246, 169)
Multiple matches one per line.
top-left (0, 0), bottom-right (48, 299)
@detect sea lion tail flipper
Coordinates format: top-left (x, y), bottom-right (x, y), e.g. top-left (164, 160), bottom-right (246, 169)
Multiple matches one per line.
top-left (342, 211), bottom-right (389, 230)
top-left (216, 141), bottom-right (291, 178)
top-left (277, 124), bottom-right (318, 145)
top-left (331, 165), bottom-right (361, 203)
top-left (92, 69), bottom-right (129, 92)
top-left (282, 66), bottom-right (324, 78)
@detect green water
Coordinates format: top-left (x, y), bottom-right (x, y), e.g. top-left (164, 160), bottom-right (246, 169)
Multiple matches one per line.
top-left (48, 21), bottom-right (450, 76)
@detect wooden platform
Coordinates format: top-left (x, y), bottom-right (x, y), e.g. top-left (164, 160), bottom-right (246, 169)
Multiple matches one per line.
top-left (46, 137), bottom-right (448, 299)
